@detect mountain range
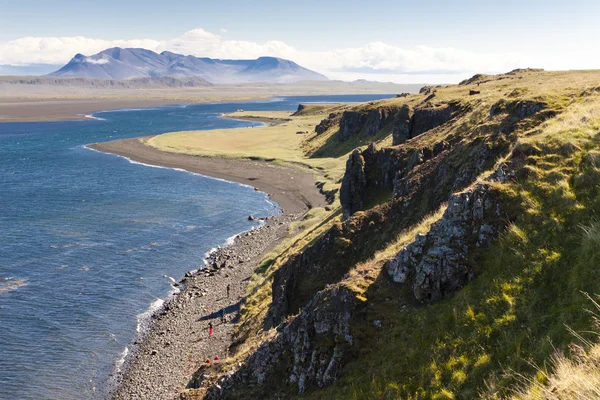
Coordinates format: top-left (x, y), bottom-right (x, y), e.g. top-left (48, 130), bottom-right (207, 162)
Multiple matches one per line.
top-left (49, 48), bottom-right (328, 84)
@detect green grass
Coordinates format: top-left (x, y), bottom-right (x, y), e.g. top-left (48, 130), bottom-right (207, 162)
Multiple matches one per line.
top-left (304, 97), bottom-right (600, 399)
top-left (170, 69), bottom-right (600, 399)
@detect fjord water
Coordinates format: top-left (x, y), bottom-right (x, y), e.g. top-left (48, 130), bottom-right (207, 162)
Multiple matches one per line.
top-left (0, 94), bottom-right (394, 399)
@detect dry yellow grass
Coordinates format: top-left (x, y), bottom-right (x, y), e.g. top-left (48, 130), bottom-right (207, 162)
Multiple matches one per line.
top-left (145, 107), bottom-right (350, 185)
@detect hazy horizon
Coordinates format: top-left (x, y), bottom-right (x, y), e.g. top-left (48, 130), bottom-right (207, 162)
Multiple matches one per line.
top-left (1, 0), bottom-right (599, 83)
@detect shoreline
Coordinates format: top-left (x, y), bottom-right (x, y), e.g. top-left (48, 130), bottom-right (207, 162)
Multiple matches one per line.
top-left (111, 212), bottom-right (299, 399)
top-left (218, 113), bottom-right (291, 127)
top-left (89, 138), bottom-right (325, 215)
top-left (90, 137), bottom-right (326, 399)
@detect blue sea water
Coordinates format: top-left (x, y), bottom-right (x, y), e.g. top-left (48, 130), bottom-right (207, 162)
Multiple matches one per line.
top-left (0, 94), bottom-right (395, 399)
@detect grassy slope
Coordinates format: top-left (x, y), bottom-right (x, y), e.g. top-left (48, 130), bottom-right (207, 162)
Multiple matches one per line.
top-left (145, 107), bottom-right (350, 195)
top-left (156, 71), bottom-right (600, 399)
top-left (304, 76), bottom-right (600, 399)
top-left (225, 70), bottom-right (600, 399)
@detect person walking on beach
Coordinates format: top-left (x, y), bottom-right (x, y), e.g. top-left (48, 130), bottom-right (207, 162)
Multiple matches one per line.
top-left (208, 322), bottom-right (213, 337)
top-left (221, 309), bottom-right (226, 323)
top-left (226, 283), bottom-right (231, 298)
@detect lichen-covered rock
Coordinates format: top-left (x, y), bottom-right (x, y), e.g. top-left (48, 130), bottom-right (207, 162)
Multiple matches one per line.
top-left (392, 105), bottom-right (412, 145)
top-left (386, 183), bottom-right (511, 302)
top-left (315, 112), bottom-right (341, 135)
top-left (338, 111), bottom-right (367, 141)
top-left (208, 286), bottom-right (355, 397)
top-left (339, 149), bottom-right (367, 218)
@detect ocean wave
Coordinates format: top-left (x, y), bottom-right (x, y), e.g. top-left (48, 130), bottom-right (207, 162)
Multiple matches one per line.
top-left (135, 298), bottom-right (164, 334)
top-left (115, 346), bottom-right (129, 373)
top-left (79, 114), bottom-right (107, 121)
top-left (202, 247), bottom-right (218, 265)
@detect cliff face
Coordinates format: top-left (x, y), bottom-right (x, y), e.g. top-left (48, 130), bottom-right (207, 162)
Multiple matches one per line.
top-left (386, 182), bottom-right (514, 302)
top-left (195, 70), bottom-right (598, 399)
top-left (207, 286), bottom-right (355, 398)
top-left (270, 117), bottom-right (514, 328)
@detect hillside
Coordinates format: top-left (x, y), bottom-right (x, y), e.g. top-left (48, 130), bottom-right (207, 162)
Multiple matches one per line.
top-left (48, 47), bottom-right (328, 83)
top-left (149, 68), bottom-right (600, 399)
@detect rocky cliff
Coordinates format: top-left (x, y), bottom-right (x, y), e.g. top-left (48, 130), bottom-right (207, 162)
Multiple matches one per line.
top-left (207, 285), bottom-right (355, 398)
top-left (189, 69), bottom-right (599, 399)
top-left (386, 182), bottom-right (515, 302)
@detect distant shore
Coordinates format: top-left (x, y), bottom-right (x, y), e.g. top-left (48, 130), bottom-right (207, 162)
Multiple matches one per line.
top-left (0, 78), bottom-right (418, 122)
top-left (0, 98), bottom-right (188, 122)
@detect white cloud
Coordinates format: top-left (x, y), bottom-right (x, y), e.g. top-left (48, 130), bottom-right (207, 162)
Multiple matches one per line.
top-left (83, 57), bottom-right (109, 65)
top-left (0, 28), bottom-right (548, 83)
top-left (220, 28), bottom-right (227, 33)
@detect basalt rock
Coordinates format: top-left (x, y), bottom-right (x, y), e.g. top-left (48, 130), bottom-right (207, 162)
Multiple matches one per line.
top-left (340, 139), bottom-right (451, 217)
top-left (392, 105), bottom-right (413, 145)
top-left (363, 107), bottom-right (393, 136)
top-left (337, 108), bottom-right (393, 141)
top-left (338, 111), bottom-right (367, 141)
top-left (208, 286), bottom-right (355, 397)
top-left (391, 104), bottom-right (456, 146)
top-left (339, 149), bottom-right (367, 218)
top-left (386, 183), bottom-right (514, 302)
top-left (411, 105), bottom-right (454, 137)
top-left (292, 104), bottom-right (307, 116)
top-left (489, 99), bottom-right (545, 119)
top-left (315, 112), bottom-right (342, 135)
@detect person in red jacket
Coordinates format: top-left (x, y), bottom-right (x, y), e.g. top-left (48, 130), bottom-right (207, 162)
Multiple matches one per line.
top-left (208, 321), bottom-right (213, 337)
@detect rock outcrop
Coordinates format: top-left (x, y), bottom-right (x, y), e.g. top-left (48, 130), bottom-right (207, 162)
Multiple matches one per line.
top-left (391, 104), bottom-right (456, 145)
top-left (340, 138), bottom-right (452, 217)
top-left (315, 112), bottom-right (341, 135)
top-left (386, 183), bottom-right (513, 302)
top-left (410, 105), bottom-right (454, 137)
top-left (363, 108), bottom-right (392, 136)
top-left (208, 286), bottom-right (355, 397)
top-left (338, 111), bottom-right (367, 141)
top-left (337, 108), bottom-right (394, 141)
top-left (292, 104), bottom-right (307, 116)
top-left (391, 105), bottom-right (413, 145)
top-left (339, 149), bottom-right (368, 218)
top-left (489, 99), bottom-right (545, 119)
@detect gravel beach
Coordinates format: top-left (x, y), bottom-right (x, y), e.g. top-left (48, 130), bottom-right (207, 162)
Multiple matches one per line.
top-left (91, 138), bottom-right (325, 399)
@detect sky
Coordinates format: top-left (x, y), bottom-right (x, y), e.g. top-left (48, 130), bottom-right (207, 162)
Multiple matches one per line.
top-left (0, 0), bottom-right (599, 83)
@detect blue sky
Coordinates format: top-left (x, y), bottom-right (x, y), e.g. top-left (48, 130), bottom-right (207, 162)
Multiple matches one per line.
top-left (1, 0), bottom-right (599, 82)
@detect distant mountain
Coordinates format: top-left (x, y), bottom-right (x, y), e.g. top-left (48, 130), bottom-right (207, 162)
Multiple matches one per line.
top-left (49, 48), bottom-right (329, 84)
